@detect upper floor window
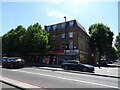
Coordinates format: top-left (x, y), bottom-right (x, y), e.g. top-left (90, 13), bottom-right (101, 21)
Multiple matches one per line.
top-left (53, 25), bottom-right (57, 30)
top-left (61, 33), bottom-right (65, 38)
top-left (61, 23), bottom-right (66, 29)
top-left (69, 41), bottom-right (73, 49)
top-left (47, 26), bottom-right (51, 32)
top-left (69, 32), bottom-right (73, 38)
top-left (52, 35), bottom-right (56, 40)
top-left (69, 21), bottom-right (74, 27)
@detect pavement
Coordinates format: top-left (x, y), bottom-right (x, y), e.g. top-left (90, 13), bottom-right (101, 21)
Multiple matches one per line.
top-left (26, 62), bottom-right (120, 78)
top-left (33, 64), bottom-right (120, 78)
top-left (0, 81), bottom-right (21, 90)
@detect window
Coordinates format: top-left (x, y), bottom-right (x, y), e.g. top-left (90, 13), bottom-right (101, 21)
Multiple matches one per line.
top-left (69, 41), bottom-right (73, 49)
top-left (47, 26), bottom-right (51, 32)
top-left (69, 21), bottom-right (74, 27)
top-left (61, 33), bottom-right (65, 38)
top-left (61, 43), bottom-right (65, 49)
top-left (53, 25), bottom-right (57, 30)
top-left (52, 35), bottom-right (55, 40)
top-left (61, 23), bottom-right (66, 29)
top-left (53, 46), bottom-right (55, 50)
top-left (69, 41), bottom-right (73, 45)
top-left (69, 32), bottom-right (73, 38)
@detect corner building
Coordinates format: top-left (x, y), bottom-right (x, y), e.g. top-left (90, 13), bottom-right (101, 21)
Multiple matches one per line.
top-left (45, 20), bottom-right (91, 63)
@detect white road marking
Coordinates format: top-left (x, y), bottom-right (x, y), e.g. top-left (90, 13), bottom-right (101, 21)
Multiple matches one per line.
top-left (107, 69), bottom-right (110, 72)
top-left (0, 76), bottom-right (41, 88)
top-left (6, 69), bottom-right (118, 88)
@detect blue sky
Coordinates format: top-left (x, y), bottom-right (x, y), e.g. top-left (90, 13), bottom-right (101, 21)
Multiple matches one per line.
top-left (1, 0), bottom-right (119, 40)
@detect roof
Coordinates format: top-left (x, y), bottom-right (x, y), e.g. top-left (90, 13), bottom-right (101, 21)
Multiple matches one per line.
top-left (44, 19), bottom-right (89, 37)
top-left (45, 19), bottom-right (75, 27)
top-left (75, 20), bottom-right (86, 33)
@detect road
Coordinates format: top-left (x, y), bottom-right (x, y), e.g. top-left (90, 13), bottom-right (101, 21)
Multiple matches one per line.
top-left (1, 67), bottom-right (119, 89)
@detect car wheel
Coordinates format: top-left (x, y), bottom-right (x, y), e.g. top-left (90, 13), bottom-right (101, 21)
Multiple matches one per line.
top-left (64, 66), bottom-right (68, 70)
top-left (83, 68), bottom-right (87, 72)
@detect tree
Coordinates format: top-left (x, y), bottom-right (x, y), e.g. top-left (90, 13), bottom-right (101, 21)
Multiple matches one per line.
top-left (23, 23), bottom-right (50, 53)
top-left (2, 23), bottom-right (50, 57)
top-left (2, 25), bottom-right (26, 56)
top-left (115, 34), bottom-right (120, 60)
top-left (105, 46), bottom-right (117, 61)
top-left (88, 23), bottom-right (114, 62)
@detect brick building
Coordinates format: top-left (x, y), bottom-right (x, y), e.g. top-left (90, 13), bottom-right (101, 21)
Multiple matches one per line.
top-left (44, 20), bottom-right (91, 64)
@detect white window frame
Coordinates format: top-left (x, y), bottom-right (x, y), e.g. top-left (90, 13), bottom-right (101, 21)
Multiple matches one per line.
top-left (62, 23), bottom-right (65, 29)
top-left (52, 35), bottom-right (56, 40)
top-left (53, 25), bottom-right (57, 30)
top-left (69, 21), bottom-right (74, 27)
top-left (61, 33), bottom-right (65, 38)
top-left (69, 41), bottom-right (73, 49)
top-left (47, 26), bottom-right (51, 32)
top-left (69, 32), bottom-right (73, 38)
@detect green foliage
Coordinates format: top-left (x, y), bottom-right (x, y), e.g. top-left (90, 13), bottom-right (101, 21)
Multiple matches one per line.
top-left (89, 23), bottom-right (114, 60)
top-left (115, 34), bottom-right (120, 59)
top-left (105, 46), bottom-right (117, 61)
top-left (2, 26), bottom-right (26, 56)
top-left (2, 23), bottom-right (50, 56)
top-left (24, 23), bottom-right (50, 53)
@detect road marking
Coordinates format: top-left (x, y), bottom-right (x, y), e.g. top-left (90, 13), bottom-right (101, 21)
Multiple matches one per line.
top-left (0, 75), bottom-right (47, 88)
top-left (107, 69), bottom-right (110, 72)
top-left (7, 69), bottom-right (118, 88)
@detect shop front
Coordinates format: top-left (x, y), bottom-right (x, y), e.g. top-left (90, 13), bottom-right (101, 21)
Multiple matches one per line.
top-left (52, 50), bottom-right (80, 64)
top-left (28, 49), bottom-right (80, 65)
top-left (66, 50), bottom-right (79, 61)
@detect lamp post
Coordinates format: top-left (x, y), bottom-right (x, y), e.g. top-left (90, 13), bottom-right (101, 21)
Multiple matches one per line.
top-left (64, 16), bottom-right (67, 61)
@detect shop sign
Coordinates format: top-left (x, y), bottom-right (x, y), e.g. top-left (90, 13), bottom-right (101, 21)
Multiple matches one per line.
top-left (52, 50), bottom-right (64, 53)
top-left (66, 50), bottom-right (79, 55)
top-left (66, 50), bottom-right (79, 53)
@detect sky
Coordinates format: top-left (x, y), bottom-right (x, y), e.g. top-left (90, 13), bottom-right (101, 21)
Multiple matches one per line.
top-left (0, 0), bottom-right (119, 41)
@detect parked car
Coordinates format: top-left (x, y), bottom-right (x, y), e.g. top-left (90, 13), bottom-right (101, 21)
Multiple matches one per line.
top-left (99, 60), bottom-right (107, 66)
top-left (2, 57), bottom-right (25, 68)
top-left (2, 57), bottom-right (8, 61)
top-left (61, 60), bottom-right (94, 72)
top-left (108, 60), bottom-right (113, 64)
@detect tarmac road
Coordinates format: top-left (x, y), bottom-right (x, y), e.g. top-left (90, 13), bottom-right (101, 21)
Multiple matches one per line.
top-left (1, 67), bottom-right (119, 89)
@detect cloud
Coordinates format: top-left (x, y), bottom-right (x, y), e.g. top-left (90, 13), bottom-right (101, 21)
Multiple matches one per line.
top-left (48, 10), bottom-right (65, 19)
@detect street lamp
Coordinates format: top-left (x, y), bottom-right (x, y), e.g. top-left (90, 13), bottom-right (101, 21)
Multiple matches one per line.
top-left (64, 16), bottom-right (67, 61)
